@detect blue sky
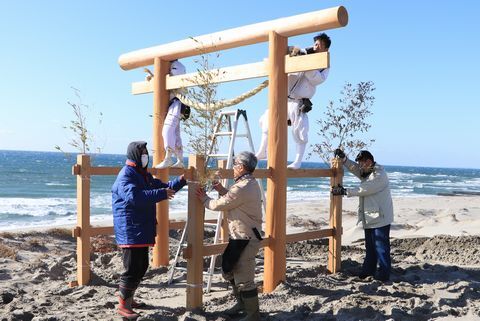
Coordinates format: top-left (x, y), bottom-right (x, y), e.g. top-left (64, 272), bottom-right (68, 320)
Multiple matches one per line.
top-left (0, 1), bottom-right (479, 169)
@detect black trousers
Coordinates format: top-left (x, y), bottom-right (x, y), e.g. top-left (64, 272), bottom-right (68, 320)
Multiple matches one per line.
top-left (120, 247), bottom-right (149, 296)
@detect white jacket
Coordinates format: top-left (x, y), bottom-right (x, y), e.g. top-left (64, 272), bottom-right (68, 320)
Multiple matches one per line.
top-left (344, 159), bottom-right (394, 229)
top-left (288, 68), bottom-right (329, 100)
top-left (169, 60), bottom-right (186, 99)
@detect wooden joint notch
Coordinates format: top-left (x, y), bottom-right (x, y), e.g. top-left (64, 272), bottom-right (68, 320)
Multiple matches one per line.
top-left (72, 164), bottom-right (81, 175)
top-left (68, 280), bottom-right (79, 287)
top-left (72, 226), bottom-right (81, 238)
top-left (183, 246), bottom-right (192, 259)
top-left (334, 226), bottom-right (344, 236)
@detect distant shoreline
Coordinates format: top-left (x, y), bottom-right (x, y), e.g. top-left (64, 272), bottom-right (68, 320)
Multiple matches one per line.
top-left (2, 149), bottom-right (480, 170)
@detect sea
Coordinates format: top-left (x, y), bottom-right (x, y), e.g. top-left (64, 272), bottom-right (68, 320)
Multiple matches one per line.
top-left (1, 150), bottom-right (479, 231)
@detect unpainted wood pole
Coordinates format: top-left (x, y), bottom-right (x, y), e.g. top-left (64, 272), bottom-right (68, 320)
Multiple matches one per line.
top-left (76, 154), bottom-right (91, 285)
top-left (186, 154), bottom-right (206, 309)
top-left (152, 57), bottom-right (171, 267)
top-left (217, 159), bottom-right (228, 242)
top-left (328, 158), bottom-right (344, 273)
top-left (263, 31), bottom-right (288, 293)
top-left (119, 6), bottom-right (348, 69)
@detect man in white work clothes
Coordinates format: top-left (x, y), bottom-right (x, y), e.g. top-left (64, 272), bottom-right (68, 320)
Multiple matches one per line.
top-left (256, 33), bottom-right (331, 169)
top-left (154, 60), bottom-right (190, 169)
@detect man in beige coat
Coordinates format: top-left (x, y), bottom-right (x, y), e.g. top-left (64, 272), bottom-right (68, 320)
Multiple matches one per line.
top-left (332, 149), bottom-right (394, 282)
top-left (196, 151), bottom-right (262, 321)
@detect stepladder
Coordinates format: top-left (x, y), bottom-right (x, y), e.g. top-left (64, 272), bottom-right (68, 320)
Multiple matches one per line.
top-left (168, 109), bottom-right (266, 292)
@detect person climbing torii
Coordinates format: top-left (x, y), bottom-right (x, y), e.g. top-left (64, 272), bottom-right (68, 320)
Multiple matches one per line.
top-left (154, 60), bottom-right (191, 169)
top-left (256, 33), bottom-right (331, 169)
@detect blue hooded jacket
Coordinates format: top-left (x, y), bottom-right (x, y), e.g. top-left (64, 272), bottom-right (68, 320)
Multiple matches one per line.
top-left (112, 141), bottom-right (186, 246)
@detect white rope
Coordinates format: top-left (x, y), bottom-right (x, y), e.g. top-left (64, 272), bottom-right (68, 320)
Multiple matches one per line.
top-left (173, 80), bottom-right (269, 111)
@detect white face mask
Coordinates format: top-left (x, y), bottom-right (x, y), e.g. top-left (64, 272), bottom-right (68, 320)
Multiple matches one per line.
top-left (141, 154), bottom-right (149, 168)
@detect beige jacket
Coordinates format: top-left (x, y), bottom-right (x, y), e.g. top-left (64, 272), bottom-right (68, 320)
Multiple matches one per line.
top-left (344, 159), bottom-right (394, 229)
top-left (201, 174), bottom-right (262, 239)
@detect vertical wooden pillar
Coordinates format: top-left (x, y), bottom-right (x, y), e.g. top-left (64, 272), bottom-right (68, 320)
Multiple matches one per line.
top-left (152, 57), bottom-right (171, 267)
top-left (217, 159), bottom-right (228, 242)
top-left (186, 154), bottom-right (206, 309)
top-left (263, 31), bottom-right (288, 293)
top-left (328, 158), bottom-right (344, 273)
top-left (76, 154), bottom-right (91, 285)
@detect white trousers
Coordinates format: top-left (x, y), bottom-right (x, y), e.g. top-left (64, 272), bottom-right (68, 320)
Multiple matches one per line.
top-left (162, 99), bottom-right (182, 152)
top-left (257, 99), bottom-right (309, 156)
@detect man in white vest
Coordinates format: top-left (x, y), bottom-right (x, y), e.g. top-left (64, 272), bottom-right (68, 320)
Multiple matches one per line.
top-left (256, 33), bottom-right (331, 169)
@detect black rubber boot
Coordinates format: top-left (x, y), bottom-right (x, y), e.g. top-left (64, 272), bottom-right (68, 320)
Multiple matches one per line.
top-left (224, 284), bottom-right (245, 316)
top-left (239, 288), bottom-right (260, 321)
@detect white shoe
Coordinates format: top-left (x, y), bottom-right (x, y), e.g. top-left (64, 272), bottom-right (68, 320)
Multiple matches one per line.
top-left (255, 150), bottom-right (267, 160)
top-left (154, 157), bottom-right (174, 169)
top-left (171, 159), bottom-right (184, 168)
top-left (287, 161), bottom-right (301, 169)
top-left (287, 143), bottom-right (306, 169)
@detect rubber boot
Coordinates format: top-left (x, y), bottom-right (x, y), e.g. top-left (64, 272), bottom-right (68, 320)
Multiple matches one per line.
top-left (118, 296), bottom-right (139, 320)
top-left (154, 148), bottom-right (174, 169)
top-left (172, 148), bottom-right (184, 168)
top-left (239, 289), bottom-right (260, 321)
top-left (287, 143), bottom-right (306, 169)
top-left (131, 289), bottom-right (146, 309)
top-left (224, 284), bottom-right (245, 316)
top-left (255, 132), bottom-right (268, 160)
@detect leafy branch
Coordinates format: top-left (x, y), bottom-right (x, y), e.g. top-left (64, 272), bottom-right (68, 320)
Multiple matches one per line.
top-left (182, 37), bottom-right (226, 162)
top-left (55, 87), bottom-right (103, 155)
top-left (310, 81), bottom-right (376, 163)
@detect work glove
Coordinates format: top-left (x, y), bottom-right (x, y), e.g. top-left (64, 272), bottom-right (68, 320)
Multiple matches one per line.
top-left (288, 46), bottom-right (302, 57)
top-left (331, 184), bottom-right (347, 196)
top-left (334, 148), bottom-right (346, 159)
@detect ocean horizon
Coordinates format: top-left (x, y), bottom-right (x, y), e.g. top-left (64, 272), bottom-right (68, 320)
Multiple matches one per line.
top-left (1, 149), bottom-right (479, 231)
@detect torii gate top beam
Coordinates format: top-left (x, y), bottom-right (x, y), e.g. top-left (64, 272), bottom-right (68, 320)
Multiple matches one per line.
top-left (118, 6), bottom-right (348, 71)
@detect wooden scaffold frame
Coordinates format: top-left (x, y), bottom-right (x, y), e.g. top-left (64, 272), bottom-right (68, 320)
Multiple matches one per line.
top-left (71, 6), bottom-right (348, 310)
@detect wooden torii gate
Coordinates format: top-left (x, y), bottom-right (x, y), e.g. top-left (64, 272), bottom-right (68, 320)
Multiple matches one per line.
top-left (118, 6), bottom-right (348, 308)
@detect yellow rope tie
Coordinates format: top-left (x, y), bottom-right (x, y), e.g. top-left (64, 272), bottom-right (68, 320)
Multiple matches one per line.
top-left (173, 80), bottom-right (269, 111)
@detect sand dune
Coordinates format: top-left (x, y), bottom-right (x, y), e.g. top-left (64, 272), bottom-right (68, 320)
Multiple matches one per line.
top-left (0, 196), bottom-right (479, 320)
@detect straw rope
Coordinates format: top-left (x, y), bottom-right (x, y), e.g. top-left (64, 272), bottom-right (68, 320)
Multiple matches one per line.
top-left (173, 80), bottom-right (269, 111)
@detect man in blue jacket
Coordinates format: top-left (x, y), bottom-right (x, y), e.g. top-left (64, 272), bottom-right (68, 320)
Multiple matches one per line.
top-left (112, 141), bottom-right (186, 319)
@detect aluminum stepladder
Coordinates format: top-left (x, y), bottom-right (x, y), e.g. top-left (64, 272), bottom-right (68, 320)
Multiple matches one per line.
top-left (167, 109), bottom-right (266, 292)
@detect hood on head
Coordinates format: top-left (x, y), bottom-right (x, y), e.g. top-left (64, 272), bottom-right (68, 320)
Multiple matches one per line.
top-left (126, 141), bottom-right (147, 167)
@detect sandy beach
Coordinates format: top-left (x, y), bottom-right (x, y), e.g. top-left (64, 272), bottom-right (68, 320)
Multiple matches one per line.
top-left (1, 195), bottom-right (480, 320)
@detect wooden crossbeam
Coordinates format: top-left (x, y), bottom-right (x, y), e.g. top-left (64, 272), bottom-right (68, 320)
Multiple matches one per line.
top-left (85, 219), bottom-right (220, 238)
top-left (132, 52), bottom-right (329, 95)
top-left (183, 237), bottom-right (272, 259)
top-left (75, 165), bottom-right (192, 179)
top-left (119, 6), bottom-right (346, 70)
top-left (285, 228), bottom-right (335, 243)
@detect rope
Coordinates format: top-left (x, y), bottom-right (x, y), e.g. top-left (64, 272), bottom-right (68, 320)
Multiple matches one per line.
top-left (173, 80), bottom-right (269, 111)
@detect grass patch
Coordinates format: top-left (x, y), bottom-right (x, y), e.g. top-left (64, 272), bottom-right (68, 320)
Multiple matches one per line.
top-left (27, 238), bottom-right (44, 248)
top-left (0, 243), bottom-right (17, 259)
top-left (91, 235), bottom-right (117, 253)
top-left (45, 228), bottom-right (73, 240)
top-left (0, 232), bottom-right (15, 239)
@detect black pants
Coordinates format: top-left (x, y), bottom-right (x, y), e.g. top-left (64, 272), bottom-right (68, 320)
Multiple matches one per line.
top-left (120, 247), bottom-right (149, 297)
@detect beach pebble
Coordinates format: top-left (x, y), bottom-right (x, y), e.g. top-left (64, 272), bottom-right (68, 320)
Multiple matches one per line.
top-left (10, 310), bottom-right (34, 321)
top-left (47, 262), bottom-right (67, 280)
top-left (178, 310), bottom-right (207, 321)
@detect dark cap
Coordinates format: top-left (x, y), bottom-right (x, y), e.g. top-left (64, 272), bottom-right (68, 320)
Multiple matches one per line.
top-left (355, 150), bottom-right (374, 162)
